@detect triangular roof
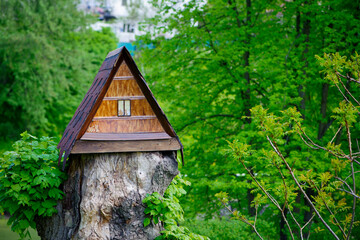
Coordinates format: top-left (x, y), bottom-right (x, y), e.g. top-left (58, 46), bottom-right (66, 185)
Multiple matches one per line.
top-left (57, 47), bottom-right (183, 169)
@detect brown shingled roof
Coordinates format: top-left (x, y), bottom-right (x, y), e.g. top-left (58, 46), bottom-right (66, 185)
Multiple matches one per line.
top-left (57, 47), bottom-right (183, 169)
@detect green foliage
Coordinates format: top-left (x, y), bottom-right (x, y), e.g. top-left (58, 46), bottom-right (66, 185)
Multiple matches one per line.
top-left (136, 0), bottom-right (360, 225)
top-left (183, 218), bottom-right (276, 240)
top-left (221, 53), bottom-right (360, 239)
top-left (1, 0), bottom-right (360, 238)
top-left (0, 132), bottom-right (66, 239)
top-left (136, 0), bottom-right (360, 236)
top-left (0, 0), bottom-right (117, 140)
top-left (0, 217), bottom-right (40, 240)
top-left (332, 101), bottom-right (358, 127)
top-left (143, 174), bottom-right (209, 240)
top-left (316, 52), bottom-right (360, 127)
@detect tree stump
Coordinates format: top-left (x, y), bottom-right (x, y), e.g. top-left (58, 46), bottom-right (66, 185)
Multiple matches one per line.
top-left (36, 151), bottom-right (178, 240)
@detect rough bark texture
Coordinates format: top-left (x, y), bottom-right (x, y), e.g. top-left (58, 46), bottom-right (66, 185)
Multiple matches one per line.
top-left (36, 151), bottom-right (178, 240)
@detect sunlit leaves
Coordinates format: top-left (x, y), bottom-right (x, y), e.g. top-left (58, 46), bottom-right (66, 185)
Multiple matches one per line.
top-left (214, 191), bottom-right (229, 205)
top-left (332, 101), bottom-right (358, 127)
top-left (316, 53), bottom-right (347, 84)
top-left (227, 59), bottom-right (359, 237)
top-left (331, 158), bottom-right (348, 175)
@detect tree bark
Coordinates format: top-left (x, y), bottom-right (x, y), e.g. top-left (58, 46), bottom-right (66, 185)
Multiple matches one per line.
top-left (244, 0), bottom-right (256, 218)
top-left (280, 209), bottom-right (288, 240)
top-left (36, 151), bottom-right (179, 240)
top-left (318, 83), bottom-right (329, 139)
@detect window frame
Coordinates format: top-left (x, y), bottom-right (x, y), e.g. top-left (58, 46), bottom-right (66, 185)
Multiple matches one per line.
top-left (117, 99), bottom-right (131, 117)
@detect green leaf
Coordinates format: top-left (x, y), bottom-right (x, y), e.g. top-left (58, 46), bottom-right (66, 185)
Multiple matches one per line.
top-left (24, 209), bottom-right (35, 221)
top-left (29, 188), bottom-right (37, 195)
top-left (11, 184), bottom-right (21, 192)
top-left (144, 218), bottom-right (151, 227)
top-left (154, 217), bottom-right (159, 225)
top-left (155, 205), bottom-right (162, 212)
top-left (42, 200), bottom-right (56, 209)
top-left (8, 203), bottom-right (19, 215)
top-left (46, 207), bottom-right (57, 216)
top-left (18, 219), bottom-right (29, 229)
top-left (31, 202), bottom-right (41, 212)
top-left (38, 207), bottom-right (46, 216)
top-left (48, 188), bottom-right (63, 199)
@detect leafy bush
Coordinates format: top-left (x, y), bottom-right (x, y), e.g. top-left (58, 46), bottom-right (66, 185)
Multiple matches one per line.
top-left (143, 174), bottom-right (209, 240)
top-left (183, 218), bottom-right (276, 240)
top-left (0, 132), bottom-right (66, 239)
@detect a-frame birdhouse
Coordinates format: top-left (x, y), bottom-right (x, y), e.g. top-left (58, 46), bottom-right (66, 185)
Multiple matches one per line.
top-left (58, 47), bottom-right (182, 168)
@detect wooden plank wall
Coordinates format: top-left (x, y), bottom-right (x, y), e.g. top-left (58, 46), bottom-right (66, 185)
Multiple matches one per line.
top-left (72, 138), bottom-right (181, 153)
top-left (87, 119), bottom-right (164, 133)
top-left (86, 61), bottom-right (165, 134)
top-left (94, 99), bottom-right (155, 117)
top-left (105, 79), bottom-right (143, 97)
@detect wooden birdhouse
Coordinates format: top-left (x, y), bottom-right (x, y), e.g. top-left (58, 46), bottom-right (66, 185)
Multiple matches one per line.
top-left (37, 47), bottom-right (182, 239)
top-left (57, 47), bottom-right (183, 168)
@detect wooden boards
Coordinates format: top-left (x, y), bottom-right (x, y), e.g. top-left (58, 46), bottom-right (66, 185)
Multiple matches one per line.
top-left (86, 118), bottom-right (164, 133)
top-left (81, 132), bottom-right (172, 141)
top-left (94, 99), bottom-right (155, 117)
top-left (115, 61), bottom-right (132, 76)
top-left (105, 79), bottom-right (143, 97)
top-left (71, 138), bottom-right (181, 154)
top-left (86, 60), bottom-right (165, 135)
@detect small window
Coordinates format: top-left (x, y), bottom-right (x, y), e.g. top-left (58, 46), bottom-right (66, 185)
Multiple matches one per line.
top-left (118, 100), bottom-right (131, 116)
top-left (122, 0), bottom-right (127, 6)
top-left (127, 24), bottom-right (134, 33)
top-left (121, 24), bottom-right (126, 32)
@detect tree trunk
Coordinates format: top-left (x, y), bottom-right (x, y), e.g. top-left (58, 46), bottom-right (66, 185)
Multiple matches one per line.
top-left (36, 151), bottom-right (179, 240)
top-left (318, 83), bottom-right (329, 139)
top-left (280, 208), bottom-right (288, 240)
top-left (244, 0), bottom-right (256, 218)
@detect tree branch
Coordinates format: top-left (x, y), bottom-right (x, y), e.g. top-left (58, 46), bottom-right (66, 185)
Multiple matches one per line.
top-left (239, 159), bottom-right (295, 240)
top-left (266, 136), bottom-right (340, 240)
top-left (336, 73), bottom-right (360, 107)
top-left (217, 198), bottom-right (264, 240)
top-left (345, 120), bottom-right (356, 240)
top-left (309, 179), bottom-right (346, 238)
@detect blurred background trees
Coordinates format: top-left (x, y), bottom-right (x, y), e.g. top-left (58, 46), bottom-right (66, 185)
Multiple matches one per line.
top-left (0, 0), bottom-right (117, 142)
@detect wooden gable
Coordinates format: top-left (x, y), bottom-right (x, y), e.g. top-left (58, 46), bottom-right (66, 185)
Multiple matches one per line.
top-left (84, 61), bottom-right (165, 135)
top-left (58, 47), bottom-right (182, 169)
